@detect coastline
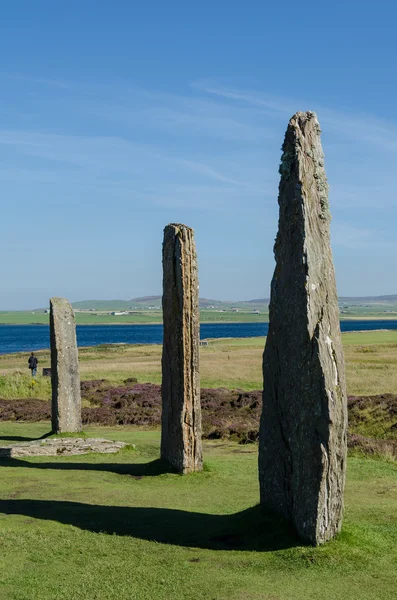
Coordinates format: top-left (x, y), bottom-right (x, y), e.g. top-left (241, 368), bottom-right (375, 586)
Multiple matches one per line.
top-left (1, 315), bottom-right (397, 326)
top-left (1, 328), bottom-right (397, 358)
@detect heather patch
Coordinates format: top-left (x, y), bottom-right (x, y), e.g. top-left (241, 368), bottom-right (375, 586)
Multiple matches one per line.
top-left (1, 383), bottom-right (396, 455)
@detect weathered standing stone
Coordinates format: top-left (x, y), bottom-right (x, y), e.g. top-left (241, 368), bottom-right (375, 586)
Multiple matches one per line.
top-left (50, 297), bottom-right (82, 433)
top-left (259, 112), bottom-right (347, 545)
top-left (161, 224), bottom-right (203, 473)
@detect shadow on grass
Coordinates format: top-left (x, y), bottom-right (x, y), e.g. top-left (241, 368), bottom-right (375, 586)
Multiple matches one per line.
top-left (0, 432), bottom-right (52, 443)
top-left (0, 498), bottom-right (298, 551)
top-left (0, 457), bottom-right (171, 477)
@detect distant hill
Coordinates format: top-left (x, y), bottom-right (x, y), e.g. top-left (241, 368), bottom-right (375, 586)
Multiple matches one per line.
top-left (69, 294), bottom-right (397, 312)
top-left (245, 298), bottom-right (270, 304)
top-left (130, 296), bottom-right (161, 304)
top-left (245, 295), bottom-right (397, 305)
top-left (71, 299), bottom-right (141, 311)
top-left (339, 295), bottom-right (397, 303)
top-left (72, 296), bottom-right (224, 310)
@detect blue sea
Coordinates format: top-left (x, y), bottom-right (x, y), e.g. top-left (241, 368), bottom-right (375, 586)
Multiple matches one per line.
top-left (0, 321), bottom-right (396, 355)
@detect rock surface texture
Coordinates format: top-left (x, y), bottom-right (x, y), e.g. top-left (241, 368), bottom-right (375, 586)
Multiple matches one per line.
top-left (0, 438), bottom-right (128, 458)
top-left (259, 112), bottom-right (347, 545)
top-left (50, 297), bottom-right (82, 433)
top-left (161, 224), bottom-right (203, 473)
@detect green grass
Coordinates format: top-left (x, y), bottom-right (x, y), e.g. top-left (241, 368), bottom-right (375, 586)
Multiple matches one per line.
top-left (0, 335), bottom-right (396, 597)
top-left (2, 308), bottom-right (397, 325)
top-left (0, 309), bottom-right (269, 325)
top-left (342, 331), bottom-right (397, 345)
top-left (0, 311), bottom-right (165, 325)
top-left (0, 423), bottom-right (396, 599)
top-left (0, 372), bottom-right (51, 400)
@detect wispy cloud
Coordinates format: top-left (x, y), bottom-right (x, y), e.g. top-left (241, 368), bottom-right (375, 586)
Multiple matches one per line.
top-left (192, 80), bottom-right (294, 115)
top-left (177, 159), bottom-right (243, 186)
top-left (2, 73), bottom-right (397, 223)
top-left (1, 73), bottom-right (396, 302)
top-left (331, 223), bottom-right (374, 249)
top-left (331, 222), bottom-right (397, 250)
top-left (0, 129), bottom-right (259, 200)
top-left (5, 73), bottom-right (72, 89)
top-left (194, 80), bottom-right (397, 153)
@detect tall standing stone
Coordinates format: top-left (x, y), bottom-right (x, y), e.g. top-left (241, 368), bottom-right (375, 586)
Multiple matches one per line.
top-left (50, 297), bottom-right (82, 433)
top-left (259, 112), bottom-right (347, 545)
top-left (161, 224), bottom-right (203, 473)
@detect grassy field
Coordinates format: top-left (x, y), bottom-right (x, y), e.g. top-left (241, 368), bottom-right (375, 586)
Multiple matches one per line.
top-left (0, 424), bottom-right (395, 600)
top-left (0, 310), bottom-right (269, 324)
top-left (0, 311), bottom-right (165, 325)
top-left (1, 308), bottom-right (397, 324)
top-left (0, 333), bottom-right (396, 598)
top-left (1, 331), bottom-right (397, 399)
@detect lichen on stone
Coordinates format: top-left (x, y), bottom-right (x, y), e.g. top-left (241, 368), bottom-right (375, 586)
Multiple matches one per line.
top-left (259, 110), bottom-right (347, 546)
top-left (279, 150), bottom-right (295, 178)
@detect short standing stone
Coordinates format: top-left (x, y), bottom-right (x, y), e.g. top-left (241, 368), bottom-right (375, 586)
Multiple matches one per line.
top-left (259, 112), bottom-right (348, 545)
top-left (50, 297), bottom-right (82, 433)
top-left (161, 224), bottom-right (203, 473)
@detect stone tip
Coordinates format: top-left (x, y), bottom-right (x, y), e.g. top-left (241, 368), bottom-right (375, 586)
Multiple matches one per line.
top-left (288, 111), bottom-right (320, 132)
top-left (50, 297), bottom-right (71, 305)
top-left (164, 223), bottom-right (193, 234)
top-left (290, 110), bottom-right (318, 120)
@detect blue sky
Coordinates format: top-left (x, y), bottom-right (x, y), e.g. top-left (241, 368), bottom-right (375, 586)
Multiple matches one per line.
top-left (1, 1), bottom-right (396, 309)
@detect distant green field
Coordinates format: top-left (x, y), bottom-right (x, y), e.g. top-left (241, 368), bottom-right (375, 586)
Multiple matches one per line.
top-left (0, 312), bottom-right (50, 324)
top-left (1, 308), bottom-right (397, 325)
top-left (0, 311), bottom-right (164, 325)
top-left (0, 310), bottom-right (268, 325)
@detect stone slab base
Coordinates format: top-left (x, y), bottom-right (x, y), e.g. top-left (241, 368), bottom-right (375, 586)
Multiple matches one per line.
top-left (0, 438), bottom-right (131, 458)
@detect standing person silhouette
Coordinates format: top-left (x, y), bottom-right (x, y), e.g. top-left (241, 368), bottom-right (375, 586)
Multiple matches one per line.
top-left (28, 352), bottom-right (38, 378)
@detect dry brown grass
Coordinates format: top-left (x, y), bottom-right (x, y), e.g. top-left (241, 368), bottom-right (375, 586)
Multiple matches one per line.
top-left (344, 344), bottom-right (397, 395)
top-left (0, 332), bottom-right (396, 397)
